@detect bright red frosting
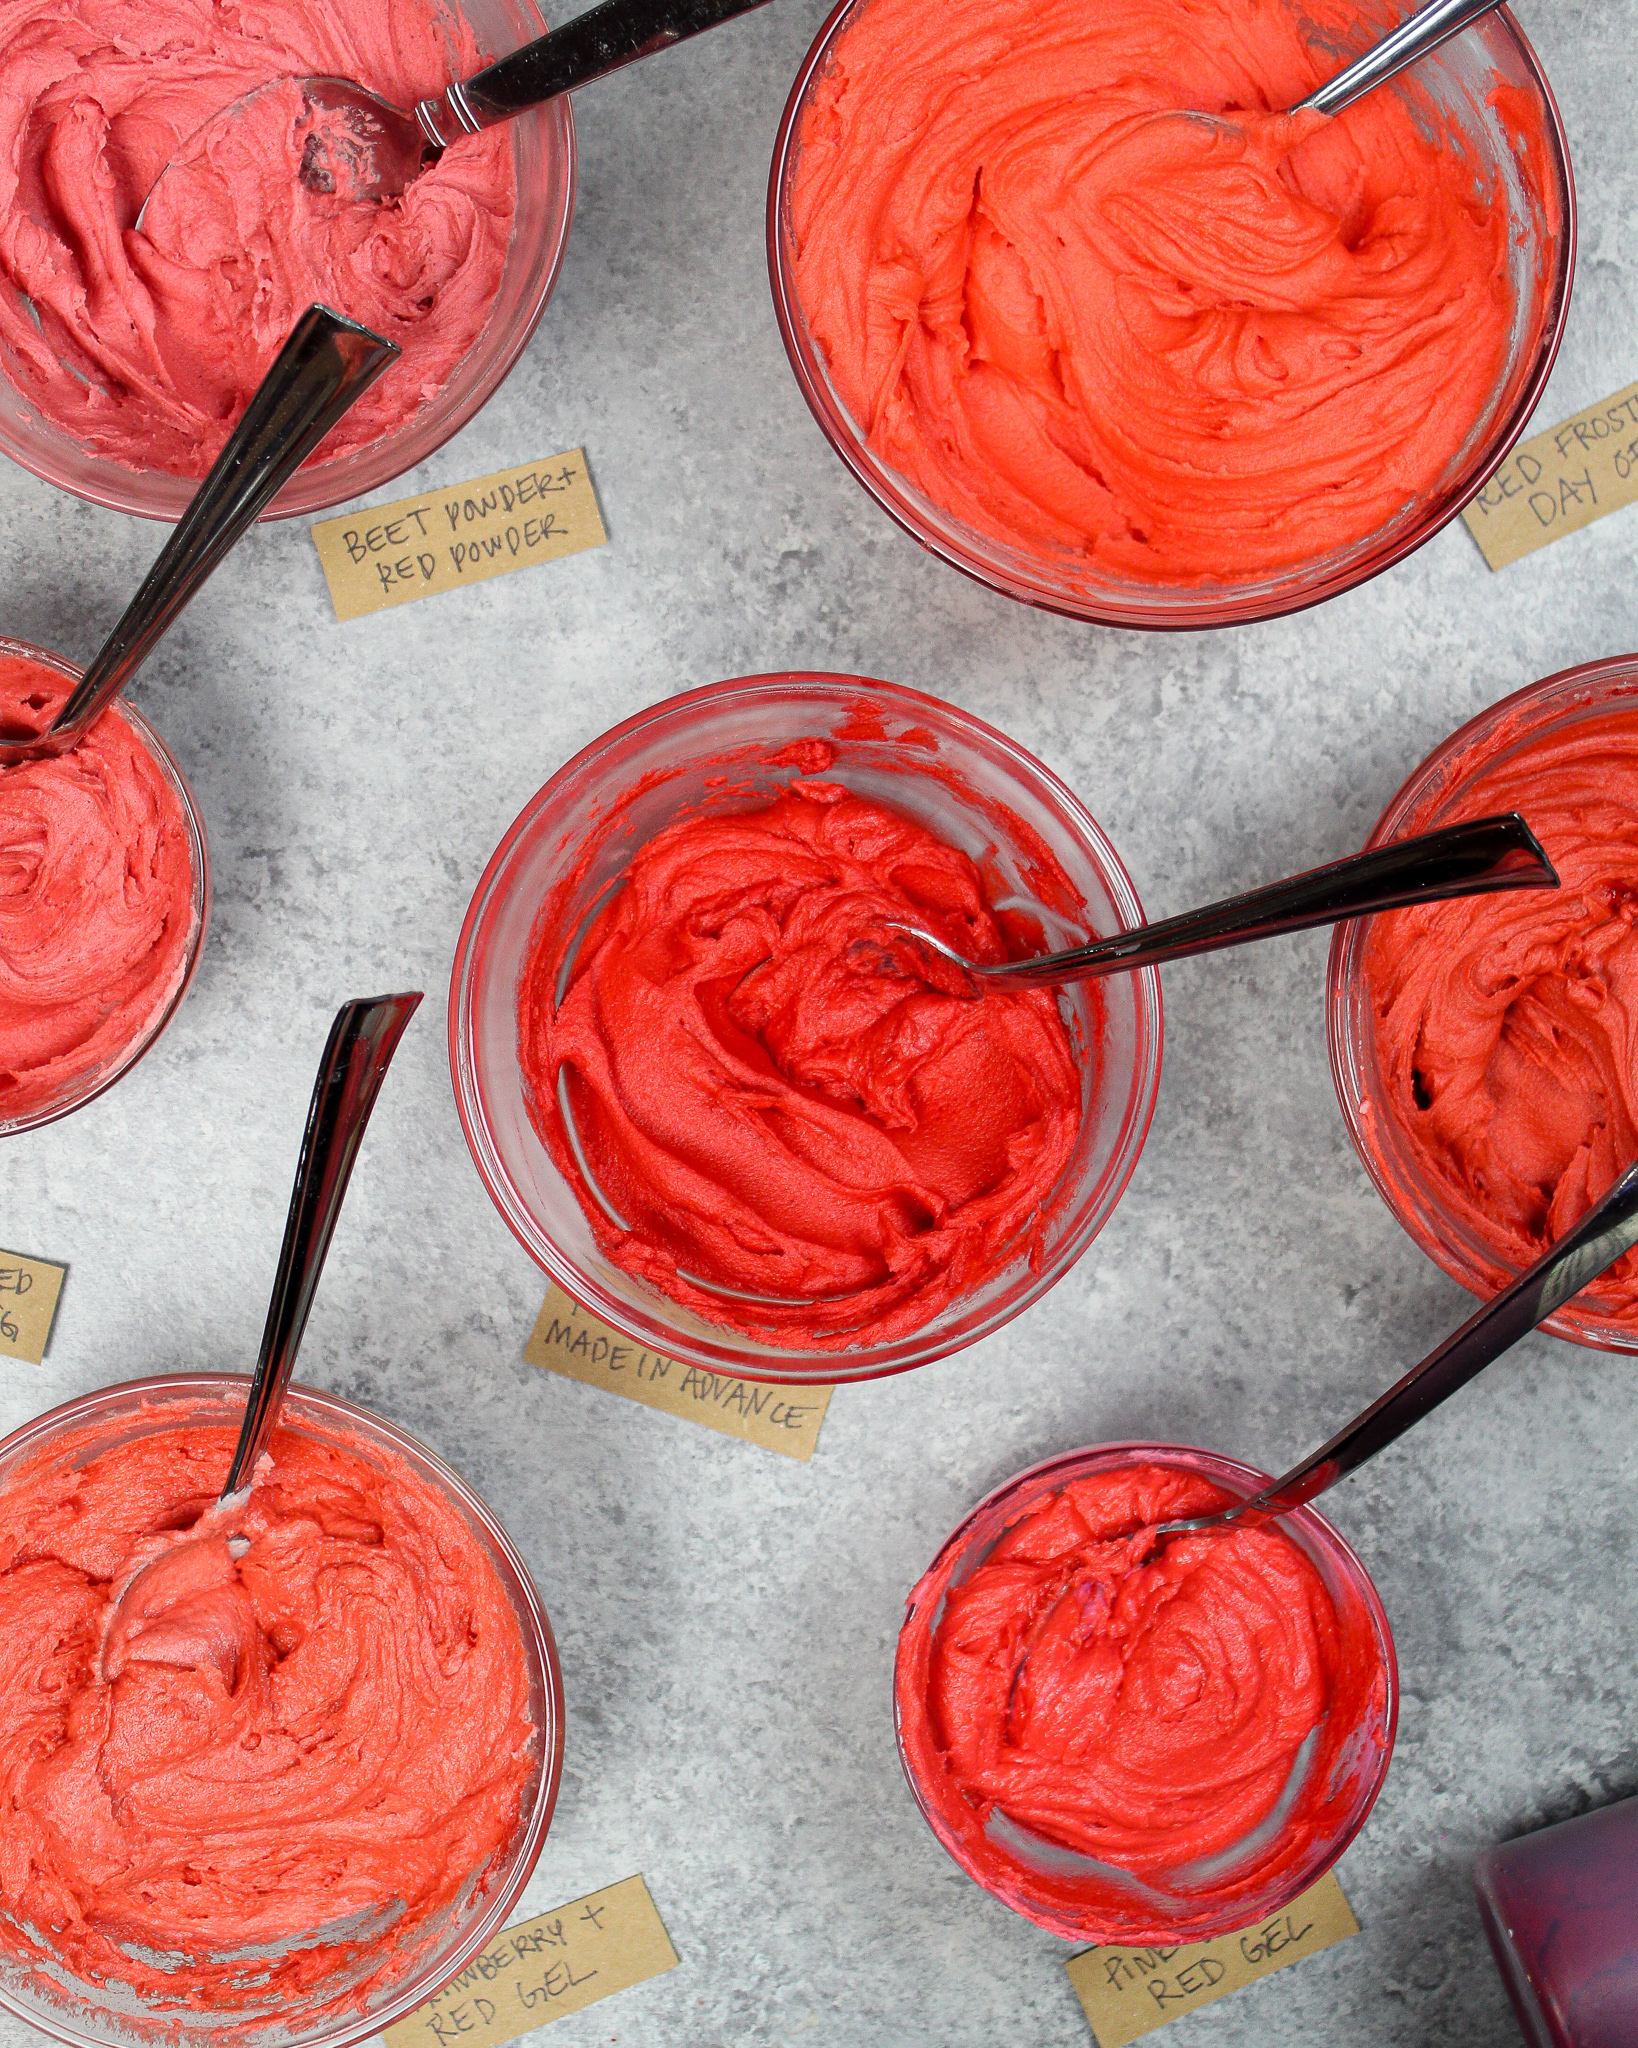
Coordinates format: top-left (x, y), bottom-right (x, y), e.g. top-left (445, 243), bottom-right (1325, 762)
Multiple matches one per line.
top-left (0, 0), bottom-right (515, 477)
top-left (1365, 705), bottom-right (1638, 1327)
top-left (0, 1416), bottom-right (534, 2016)
top-left (520, 780), bottom-right (1084, 1348)
top-left (896, 1464), bottom-right (1388, 1930)
top-left (0, 655), bottom-right (196, 1121)
top-left (788, 0), bottom-right (1529, 584)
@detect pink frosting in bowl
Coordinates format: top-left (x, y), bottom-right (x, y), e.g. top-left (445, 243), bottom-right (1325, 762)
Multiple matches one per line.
top-left (0, 642), bottom-right (208, 1133)
top-left (0, 0), bottom-right (574, 516)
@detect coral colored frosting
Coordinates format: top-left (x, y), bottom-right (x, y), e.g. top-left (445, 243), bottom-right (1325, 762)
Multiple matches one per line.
top-left (897, 1465), bottom-right (1387, 1926)
top-left (788, 0), bottom-right (1524, 583)
top-left (0, 656), bottom-right (196, 1120)
top-left (0, 1417), bottom-right (534, 2014)
top-left (0, 0), bottom-right (515, 478)
top-left (1365, 706), bottom-right (1638, 1326)
top-left (521, 781), bottom-right (1084, 1348)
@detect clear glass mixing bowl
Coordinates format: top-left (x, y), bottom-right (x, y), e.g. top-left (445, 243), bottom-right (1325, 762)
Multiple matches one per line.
top-left (0, 1376), bottom-right (565, 2048)
top-left (895, 1441), bottom-right (1397, 1943)
top-left (450, 673), bottom-right (1163, 1383)
top-left (0, 636), bottom-right (210, 1137)
top-left (0, 0), bottom-right (576, 522)
top-left (768, 0), bottom-right (1575, 628)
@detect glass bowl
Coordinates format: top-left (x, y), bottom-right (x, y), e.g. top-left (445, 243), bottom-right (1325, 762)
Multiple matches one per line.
top-left (0, 637), bottom-right (210, 1137)
top-left (449, 673), bottom-right (1162, 1384)
top-left (894, 1441), bottom-right (1398, 1943)
top-left (0, 1375), bottom-right (565, 2048)
top-left (1329, 654), bottom-right (1638, 1352)
top-left (767, 0), bottom-right (1575, 630)
top-left (0, 0), bottom-right (575, 522)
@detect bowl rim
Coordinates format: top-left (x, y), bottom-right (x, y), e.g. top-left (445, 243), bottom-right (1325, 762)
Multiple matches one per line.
top-left (892, 1438), bottom-right (1400, 1942)
top-left (0, 1371), bottom-right (567, 2048)
top-left (0, 53), bottom-right (578, 525)
top-left (448, 671), bottom-right (1164, 1384)
top-left (765, 0), bottom-right (1578, 630)
top-left (1326, 652), bottom-right (1638, 1352)
top-left (0, 639), bottom-right (212, 1138)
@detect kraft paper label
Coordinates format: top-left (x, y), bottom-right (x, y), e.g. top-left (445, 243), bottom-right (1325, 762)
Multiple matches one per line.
top-left (1065, 1872), bottom-right (1360, 2048)
top-left (382, 1875), bottom-right (677, 2048)
top-left (311, 450), bottom-right (606, 618)
top-left (525, 1284), bottom-right (832, 1461)
top-left (1463, 380), bottom-right (1638, 569)
top-left (0, 1250), bottom-right (66, 1364)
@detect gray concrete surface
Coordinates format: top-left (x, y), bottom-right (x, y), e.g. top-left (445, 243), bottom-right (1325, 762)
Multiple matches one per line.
top-left (2, 0), bottom-right (1634, 2039)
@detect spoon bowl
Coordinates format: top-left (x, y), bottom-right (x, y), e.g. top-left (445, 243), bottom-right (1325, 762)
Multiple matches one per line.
top-left (99, 993), bottom-right (421, 1668)
top-left (137, 0), bottom-right (777, 224)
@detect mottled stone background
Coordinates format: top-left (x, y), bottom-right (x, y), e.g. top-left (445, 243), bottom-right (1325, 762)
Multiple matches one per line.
top-left (1, 0), bottom-right (1633, 2039)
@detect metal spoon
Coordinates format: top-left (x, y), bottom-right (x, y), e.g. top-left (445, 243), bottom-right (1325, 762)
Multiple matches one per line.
top-left (0, 305), bottom-right (397, 769)
top-left (98, 994), bottom-right (420, 1678)
top-left (1288, 0), bottom-right (1508, 118)
top-left (219, 992), bottom-right (423, 1498)
top-left (1151, 1156), bottom-right (1638, 1541)
top-left (889, 813), bottom-right (1555, 996)
top-left (137, 0), bottom-right (776, 226)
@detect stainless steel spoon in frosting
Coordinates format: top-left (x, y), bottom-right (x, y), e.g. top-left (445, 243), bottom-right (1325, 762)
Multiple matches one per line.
top-left (137, 0), bottom-right (778, 225)
top-left (100, 994), bottom-right (421, 1679)
top-left (217, 992), bottom-right (423, 1500)
top-left (1165, 0), bottom-right (1510, 141)
top-left (0, 305), bottom-right (397, 769)
top-left (888, 813), bottom-right (1556, 996)
top-left (1150, 1155), bottom-right (1638, 1542)
top-left (1283, 0), bottom-right (1508, 120)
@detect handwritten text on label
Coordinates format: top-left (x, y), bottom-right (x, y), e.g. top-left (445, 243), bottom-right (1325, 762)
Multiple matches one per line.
top-left (525, 1285), bottom-right (832, 1461)
top-left (1065, 1871), bottom-right (1359, 2048)
top-left (382, 1875), bottom-right (677, 2048)
top-left (1463, 380), bottom-right (1638, 569)
top-left (0, 1251), bottom-right (67, 1365)
top-left (310, 451), bottom-right (607, 619)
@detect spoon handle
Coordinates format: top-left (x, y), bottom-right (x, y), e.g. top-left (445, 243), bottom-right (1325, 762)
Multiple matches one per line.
top-left (421, 0), bottom-right (775, 138)
top-left (221, 993), bottom-right (422, 1497)
top-left (1231, 1158), bottom-right (1638, 1528)
top-left (46, 307), bottom-right (398, 748)
top-left (1294, 0), bottom-right (1506, 117)
top-left (989, 813), bottom-right (1556, 989)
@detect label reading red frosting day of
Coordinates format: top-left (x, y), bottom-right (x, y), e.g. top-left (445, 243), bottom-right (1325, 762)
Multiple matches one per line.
top-left (1463, 379), bottom-right (1638, 569)
top-left (382, 1875), bottom-right (678, 2048)
top-left (311, 451), bottom-right (607, 619)
top-left (1065, 1872), bottom-right (1359, 2047)
top-left (526, 1286), bottom-right (833, 1460)
top-left (0, 1250), bottom-right (66, 1364)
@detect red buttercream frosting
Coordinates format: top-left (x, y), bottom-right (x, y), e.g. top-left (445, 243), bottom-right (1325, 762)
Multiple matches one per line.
top-left (0, 1416), bottom-right (534, 2015)
top-left (0, 0), bottom-right (515, 477)
top-left (896, 1464), bottom-right (1387, 1929)
top-left (0, 655), bottom-right (196, 1121)
top-left (788, 0), bottom-right (1527, 584)
top-left (1365, 706), bottom-right (1638, 1326)
top-left (520, 780), bottom-right (1084, 1348)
